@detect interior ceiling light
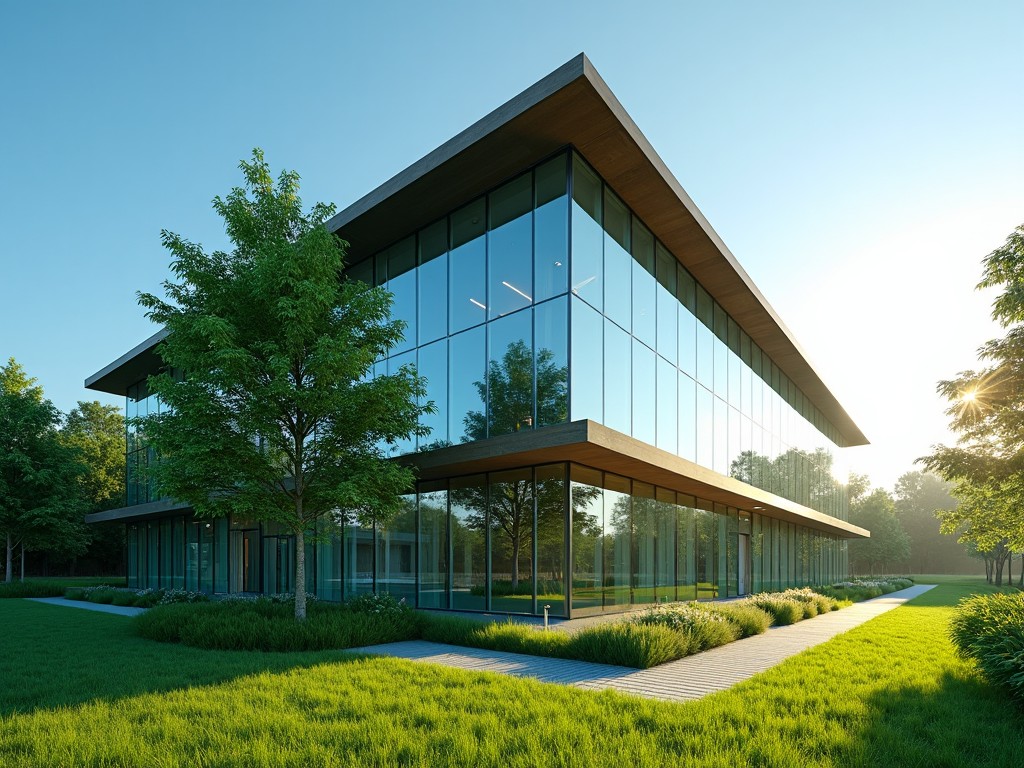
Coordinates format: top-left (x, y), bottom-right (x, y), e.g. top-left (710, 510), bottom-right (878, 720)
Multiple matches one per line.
top-left (502, 281), bottom-right (532, 301)
top-left (469, 298), bottom-right (486, 310)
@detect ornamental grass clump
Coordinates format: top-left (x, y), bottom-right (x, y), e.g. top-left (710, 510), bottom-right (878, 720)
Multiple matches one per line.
top-left (0, 580), bottom-right (68, 599)
top-left (700, 601), bottom-right (774, 637)
top-left (780, 587), bottom-right (839, 617)
top-left (747, 593), bottom-right (805, 625)
top-left (134, 595), bottom-right (419, 651)
top-left (629, 602), bottom-right (739, 652)
top-left (949, 591), bottom-right (1024, 705)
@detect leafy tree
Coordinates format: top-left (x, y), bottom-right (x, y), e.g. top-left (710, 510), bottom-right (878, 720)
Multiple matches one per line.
top-left (848, 488), bottom-right (910, 575)
top-left (60, 401), bottom-right (127, 574)
top-left (891, 470), bottom-right (975, 574)
top-left (0, 359), bottom-right (89, 581)
top-left (62, 401), bottom-right (125, 511)
top-left (137, 150), bottom-right (431, 620)
top-left (936, 477), bottom-right (1024, 585)
top-left (921, 222), bottom-right (1024, 581)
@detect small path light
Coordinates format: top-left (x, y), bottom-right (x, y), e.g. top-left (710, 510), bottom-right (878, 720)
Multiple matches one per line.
top-left (543, 604), bottom-right (551, 630)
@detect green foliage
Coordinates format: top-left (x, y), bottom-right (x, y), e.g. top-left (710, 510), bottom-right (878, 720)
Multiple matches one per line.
top-left (700, 601), bottom-right (775, 636)
top-left (849, 488), bottom-right (911, 574)
top-left (4, 581), bottom-right (1023, 767)
top-left (949, 591), bottom-right (1024, 704)
top-left (136, 150), bottom-right (432, 619)
top-left (0, 580), bottom-right (68, 598)
top-left (0, 358), bottom-right (89, 581)
top-left (566, 623), bottom-right (690, 668)
top-left (628, 602), bottom-right (740, 651)
top-left (60, 401), bottom-right (125, 511)
top-left (747, 594), bottom-right (806, 625)
top-left (134, 597), bottom-right (420, 652)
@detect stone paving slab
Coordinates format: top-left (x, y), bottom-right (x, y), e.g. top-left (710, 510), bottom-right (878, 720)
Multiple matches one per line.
top-left (350, 584), bottom-right (935, 703)
top-left (26, 596), bottom-right (146, 617)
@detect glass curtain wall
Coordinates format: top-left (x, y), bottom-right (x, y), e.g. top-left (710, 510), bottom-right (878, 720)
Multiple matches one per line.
top-left (567, 151), bottom-right (851, 521)
top-left (123, 464), bottom-right (845, 614)
top-left (349, 153), bottom-right (570, 455)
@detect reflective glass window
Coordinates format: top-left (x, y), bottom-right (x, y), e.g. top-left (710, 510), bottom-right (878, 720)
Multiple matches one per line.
top-left (488, 173), bottom-right (533, 319)
top-left (486, 308), bottom-right (533, 436)
top-left (417, 340), bottom-right (448, 449)
top-left (714, 396), bottom-right (729, 475)
top-left (418, 482), bottom-right (448, 610)
top-left (677, 495), bottom-right (697, 601)
top-left (570, 297), bottom-right (603, 423)
top-left (388, 350), bottom-right (416, 456)
top-left (632, 339), bottom-right (656, 445)
top-left (678, 372), bottom-right (697, 462)
top-left (655, 242), bottom-right (677, 364)
top-left (655, 488), bottom-right (677, 601)
top-left (631, 481), bottom-right (657, 606)
top-left (386, 236), bottom-right (416, 355)
top-left (450, 474), bottom-right (487, 611)
top-left (604, 473), bottom-right (632, 610)
top-left (535, 297), bottom-right (568, 428)
top-left (696, 385), bottom-right (714, 468)
top-left (346, 257), bottom-right (373, 286)
top-left (570, 464), bottom-right (604, 616)
top-left (604, 319), bottom-right (631, 434)
top-left (631, 246), bottom-right (656, 350)
top-left (343, 515), bottom-right (374, 598)
top-left (695, 499), bottom-right (717, 598)
top-left (536, 463), bottom-right (567, 617)
top-left (417, 220), bottom-right (448, 345)
top-left (571, 155), bottom-right (602, 310)
top-left (604, 189), bottom-right (631, 331)
top-left (377, 494), bottom-right (417, 604)
top-left (657, 356), bottom-right (677, 454)
top-left (449, 326), bottom-right (486, 444)
top-left (449, 198), bottom-right (487, 332)
top-left (534, 154), bottom-right (568, 302)
top-left (489, 468), bottom-right (535, 613)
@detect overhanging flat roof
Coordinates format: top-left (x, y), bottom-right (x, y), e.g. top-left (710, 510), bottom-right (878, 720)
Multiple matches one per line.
top-left (326, 53), bottom-right (867, 447)
top-left (85, 328), bottom-right (168, 396)
top-left (407, 420), bottom-right (868, 539)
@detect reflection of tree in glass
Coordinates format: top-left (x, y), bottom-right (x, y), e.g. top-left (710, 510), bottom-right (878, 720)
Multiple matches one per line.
top-left (730, 447), bottom-right (843, 512)
top-left (463, 340), bottom-right (567, 441)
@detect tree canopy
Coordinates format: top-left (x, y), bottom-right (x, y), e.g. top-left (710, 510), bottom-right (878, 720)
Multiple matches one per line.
top-left (0, 358), bottom-right (89, 581)
top-left (921, 221), bottom-right (1024, 583)
top-left (137, 150), bottom-right (431, 619)
top-left (848, 487), bottom-right (910, 575)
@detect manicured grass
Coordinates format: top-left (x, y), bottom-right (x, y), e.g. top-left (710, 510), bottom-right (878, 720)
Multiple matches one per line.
top-left (1, 578), bottom-right (1021, 766)
top-left (0, 576), bottom-right (117, 599)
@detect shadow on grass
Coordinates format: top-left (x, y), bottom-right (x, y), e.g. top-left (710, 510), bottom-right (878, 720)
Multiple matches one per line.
top-left (835, 670), bottom-right (1024, 766)
top-left (1, 599), bottom-right (370, 716)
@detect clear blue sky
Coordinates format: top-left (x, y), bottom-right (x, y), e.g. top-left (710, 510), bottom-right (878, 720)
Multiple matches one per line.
top-left (2, 1), bottom-right (1022, 489)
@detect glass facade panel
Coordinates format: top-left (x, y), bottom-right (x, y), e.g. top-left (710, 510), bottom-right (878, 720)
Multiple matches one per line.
top-left (536, 464), bottom-right (567, 617)
top-left (417, 339), bottom-right (448, 449)
top-left (657, 356), bottom-right (677, 454)
top-left (385, 236), bottom-right (417, 354)
top-left (603, 188), bottom-right (631, 331)
top-left (417, 220), bottom-right (448, 345)
top-left (449, 326), bottom-right (485, 444)
top-left (488, 173), bottom-right (533, 319)
top-left (535, 297), bottom-right (568, 428)
top-left (656, 242), bottom-right (677, 365)
top-left (571, 155), bottom-right (602, 310)
top-left (450, 474), bottom-right (487, 611)
top-left (534, 155), bottom-right (568, 302)
top-left (604, 319), bottom-right (631, 434)
top-left (377, 493), bottom-right (416, 604)
top-left (485, 307), bottom-right (533, 436)
top-left (570, 464), bottom-right (604, 616)
top-left (631, 481), bottom-right (656, 606)
top-left (449, 198), bottom-right (487, 333)
top-left (631, 339), bottom-right (656, 446)
top-left (417, 482), bottom-right (449, 610)
top-left (570, 297), bottom-right (603, 422)
top-left (604, 473), bottom-right (632, 610)
top-left (489, 468), bottom-right (535, 613)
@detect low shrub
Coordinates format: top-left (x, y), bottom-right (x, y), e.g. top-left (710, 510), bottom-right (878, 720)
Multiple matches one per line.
top-left (747, 594), bottom-right (805, 625)
top-left (0, 580), bottom-right (68, 599)
top-left (158, 589), bottom-right (210, 606)
top-left (949, 591), bottom-right (1024, 705)
top-left (568, 623), bottom-right (689, 668)
top-left (780, 587), bottom-right (839, 617)
top-left (629, 603), bottom-right (739, 651)
top-left (83, 586), bottom-right (118, 604)
top-left (701, 601), bottom-right (774, 637)
top-left (134, 596), bottom-right (419, 652)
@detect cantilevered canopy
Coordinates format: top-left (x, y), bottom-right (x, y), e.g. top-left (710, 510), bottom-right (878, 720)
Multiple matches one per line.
top-left (326, 53), bottom-right (868, 447)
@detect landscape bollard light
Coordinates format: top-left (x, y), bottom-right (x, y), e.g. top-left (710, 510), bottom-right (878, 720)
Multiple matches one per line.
top-left (543, 604), bottom-right (551, 630)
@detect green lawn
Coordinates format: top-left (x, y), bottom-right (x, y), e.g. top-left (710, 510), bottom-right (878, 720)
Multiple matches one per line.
top-left (0, 578), bottom-right (1021, 766)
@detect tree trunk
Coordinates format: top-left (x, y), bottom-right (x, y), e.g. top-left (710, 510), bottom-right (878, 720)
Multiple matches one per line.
top-left (1009, 553), bottom-right (1014, 588)
top-left (511, 535), bottom-right (520, 590)
top-left (985, 556), bottom-right (993, 583)
top-left (5, 533), bottom-right (12, 583)
top-left (19, 542), bottom-right (25, 582)
top-left (294, 525), bottom-right (307, 622)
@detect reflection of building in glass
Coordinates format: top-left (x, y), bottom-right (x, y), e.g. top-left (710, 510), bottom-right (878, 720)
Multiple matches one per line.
top-left (85, 55), bottom-right (869, 616)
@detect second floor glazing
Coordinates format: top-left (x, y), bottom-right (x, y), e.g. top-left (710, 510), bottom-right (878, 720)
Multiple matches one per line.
top-left (353, 149), bottom-right (851, 519)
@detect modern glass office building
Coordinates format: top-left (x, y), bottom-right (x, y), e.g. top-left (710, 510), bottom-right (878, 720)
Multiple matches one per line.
top-left (85, 54), bottom-right (869, 617)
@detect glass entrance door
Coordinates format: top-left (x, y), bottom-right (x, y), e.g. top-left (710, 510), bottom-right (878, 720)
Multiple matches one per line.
top-left (263, 536), bottom-right (294, 595)
top-left (230, 529), bottom-right (260, 593)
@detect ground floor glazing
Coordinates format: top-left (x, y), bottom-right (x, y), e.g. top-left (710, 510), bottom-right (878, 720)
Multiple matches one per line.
top-left (125, 462), bottom-right (849, 617)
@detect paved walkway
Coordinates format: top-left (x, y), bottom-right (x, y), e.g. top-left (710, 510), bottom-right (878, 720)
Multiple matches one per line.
top-left (351, 584), bottom-right (935, 703)
top-left (26, 596), bottom-right (147, 617)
